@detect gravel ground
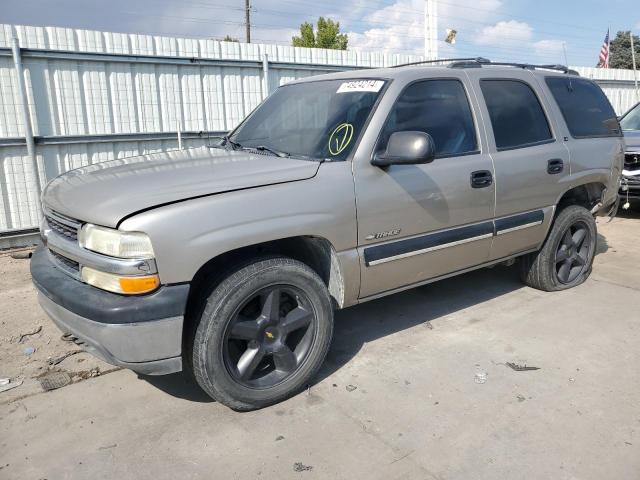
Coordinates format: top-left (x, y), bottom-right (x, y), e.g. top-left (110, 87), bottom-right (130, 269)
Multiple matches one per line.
top-left (0, 250), bottom-right (114, 404)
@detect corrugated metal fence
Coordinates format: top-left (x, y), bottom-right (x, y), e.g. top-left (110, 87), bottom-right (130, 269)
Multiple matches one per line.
top-left (1, 23), bottom-right (639, 242)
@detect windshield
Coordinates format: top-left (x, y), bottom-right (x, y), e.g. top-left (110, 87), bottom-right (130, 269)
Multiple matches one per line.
top-left (228, 79), bottom-right (386, 161)
top-left (621, 103), bottom-right (640, 131)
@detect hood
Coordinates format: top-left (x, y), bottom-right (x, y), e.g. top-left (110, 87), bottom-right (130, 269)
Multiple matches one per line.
top-left (43, 147), bottom-right (321, 227)
top-left (623, 130), bottom-right (640, 152)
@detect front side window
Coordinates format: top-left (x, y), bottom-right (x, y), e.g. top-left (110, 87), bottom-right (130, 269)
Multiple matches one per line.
top-left (480, 80), bottom-right (553, 150)
top-left (545, 77), bottom-right (620, 138)
top-left (377, 79), bottom-right (478, 157)
top-left (230, 79), bottom-right (386, 161)
top-left (620, 102), bottom-right (640, 131)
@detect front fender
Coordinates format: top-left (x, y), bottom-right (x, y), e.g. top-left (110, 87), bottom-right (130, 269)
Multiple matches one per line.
top-left (119, 161), bottom-right (358, 287)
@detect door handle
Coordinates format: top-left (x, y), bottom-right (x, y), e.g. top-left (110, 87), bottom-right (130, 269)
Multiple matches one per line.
top-left (470, 170), bottom-right (493, 188)
top-left (547, 158), bottom-right (564, 174)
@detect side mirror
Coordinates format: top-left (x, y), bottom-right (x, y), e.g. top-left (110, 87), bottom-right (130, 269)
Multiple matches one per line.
top-left (371, 131), bottom-right (436, 167)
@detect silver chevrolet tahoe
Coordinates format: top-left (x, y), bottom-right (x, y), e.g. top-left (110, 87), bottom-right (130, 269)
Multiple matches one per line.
top-left (31, 59), bottom-right (623, 410)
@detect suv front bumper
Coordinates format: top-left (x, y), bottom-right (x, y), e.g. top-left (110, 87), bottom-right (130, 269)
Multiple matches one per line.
top-left (31, 247), bottom-right (190, 375)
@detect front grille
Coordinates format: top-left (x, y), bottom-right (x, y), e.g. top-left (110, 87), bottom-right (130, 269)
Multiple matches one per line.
top-left (625, 153), bottom-right (640, 171)
top-left (50, 249), bottom-right (80, 273)
top-left (45, 212), bottom-right (80, 241)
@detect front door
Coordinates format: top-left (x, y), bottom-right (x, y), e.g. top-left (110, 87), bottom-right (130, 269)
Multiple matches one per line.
top-left (353, 76), bottom-right (496, 298)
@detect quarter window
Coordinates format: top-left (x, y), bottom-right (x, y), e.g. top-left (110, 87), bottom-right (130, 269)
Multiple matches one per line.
top-left (378, 79), bottom-right (478, 157)
top-left (480, 80), bottom-right (553, 150)
top-left (545, 77), bottom-right (621, 138)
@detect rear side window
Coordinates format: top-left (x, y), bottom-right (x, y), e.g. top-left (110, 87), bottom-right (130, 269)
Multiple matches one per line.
top-left (545, 77), bottom-right (621, 138)
top-left (480, 80), bottom-right (553, 150)
top-left (378, 79), bottom-right (478, 157)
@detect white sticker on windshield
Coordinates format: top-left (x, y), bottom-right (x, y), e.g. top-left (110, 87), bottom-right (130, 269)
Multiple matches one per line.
top-left (336, 80), bottom-right (384, 94)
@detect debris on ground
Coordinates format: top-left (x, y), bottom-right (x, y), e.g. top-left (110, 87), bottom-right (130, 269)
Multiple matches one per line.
top-left (48, 350), bottom-right (83, 366)
top-left (38, 371), bottom-right (72, 391)
top-left (346, 384), bottom-right (357, 392)
top-left (0, 378), bottom-right (23, 393)
top-left (60, 333), bottom-right (77, 342)
top-left (23, 347), bottom-right (36, 356)
top-left (516, 394), bottom-right (526, 402)
top-left (275, 435), bottom-right (285, 441)
top-left (18, 325), bottom-right (42, 343)
top-left (506, 362), bottom-right (540, 372)
top-left (9, 251), bottom-right (32, 260)
top-left (293, 462), bottom-right (313, 472)
top-left (474, 372), bottom-right (488, 384)
top-left (424, 321), bottom-right (433, 330)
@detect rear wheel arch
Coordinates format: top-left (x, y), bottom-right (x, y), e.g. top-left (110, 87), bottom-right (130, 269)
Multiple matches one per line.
top-left (554, 182), bottom-right (606, 213)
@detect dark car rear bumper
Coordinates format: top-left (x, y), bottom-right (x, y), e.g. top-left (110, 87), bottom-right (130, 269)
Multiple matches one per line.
top-left (31, 246), bottom-right (190, 375)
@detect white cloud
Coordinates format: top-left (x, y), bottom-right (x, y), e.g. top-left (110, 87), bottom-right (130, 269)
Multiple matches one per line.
top-left (475, 20), bottom-right (532, 47)
top-left (533, 39), bottom-right (565, 59)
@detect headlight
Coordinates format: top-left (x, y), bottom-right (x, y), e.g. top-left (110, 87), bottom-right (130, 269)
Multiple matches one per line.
top-left (81, 266), bottom-right (159, 295)
top-left (79, 224), bottom-right (154, 259)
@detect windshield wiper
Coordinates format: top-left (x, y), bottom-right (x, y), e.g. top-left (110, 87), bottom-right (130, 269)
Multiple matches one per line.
top-left (208, 135), bottom-right (242, 150)
top-left (252, 145), bottom-right (290, 158)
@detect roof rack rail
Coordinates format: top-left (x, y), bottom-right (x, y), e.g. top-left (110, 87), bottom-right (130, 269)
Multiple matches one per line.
top-left (390, 57), bottom-right (491, 68)
top-left (448, 59), bottom-right (579, 75)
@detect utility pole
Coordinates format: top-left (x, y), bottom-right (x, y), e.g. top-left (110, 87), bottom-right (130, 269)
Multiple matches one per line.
top-left (245, 0), bottom-right (251, 43)
top-left (631, 32), bottom-right (639, 102)
top-left (424, 0), bottom-right (438, 60)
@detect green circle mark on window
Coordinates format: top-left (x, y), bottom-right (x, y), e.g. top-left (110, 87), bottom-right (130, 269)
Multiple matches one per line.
top-left (329, 123), bottom-right (354, 156)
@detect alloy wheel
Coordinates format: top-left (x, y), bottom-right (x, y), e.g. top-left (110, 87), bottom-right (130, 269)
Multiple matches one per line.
top-left (223, 286), bottom-right (316, 389)
top-left (554, 220), bottom-right (592, 284)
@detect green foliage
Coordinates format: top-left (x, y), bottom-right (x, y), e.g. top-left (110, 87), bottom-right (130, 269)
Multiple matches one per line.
top-left (292, 17), bottom-right (348, 50)
top-left (222, 35), bottom-right (239, 43)
top-left (609, 30), bottom-right (640, 69)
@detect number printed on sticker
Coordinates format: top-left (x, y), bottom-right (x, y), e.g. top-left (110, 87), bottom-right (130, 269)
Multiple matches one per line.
top-left (337, 80), bottom-right (384, 94)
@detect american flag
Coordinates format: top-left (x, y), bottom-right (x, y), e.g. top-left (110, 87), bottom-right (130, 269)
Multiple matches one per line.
top-left (598, 29), bottom-right (610, 68)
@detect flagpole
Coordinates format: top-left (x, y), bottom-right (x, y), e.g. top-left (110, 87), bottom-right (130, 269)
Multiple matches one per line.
top-left (631, 32), bottom-right (639, 102)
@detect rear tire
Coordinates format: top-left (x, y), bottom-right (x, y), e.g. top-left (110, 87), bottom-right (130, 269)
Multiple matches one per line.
top-left (519, 205), bottom-right (597, 291)
top-left (192, 257), bottom-right (333, 411)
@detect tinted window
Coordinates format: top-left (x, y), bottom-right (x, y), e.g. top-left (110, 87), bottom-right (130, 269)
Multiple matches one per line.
top-left (546, 77), bottom-right (620, 138)
top-left (480, 80), bottom-right (553, 150)
top-left (378, 80), bottom-right (478, 157)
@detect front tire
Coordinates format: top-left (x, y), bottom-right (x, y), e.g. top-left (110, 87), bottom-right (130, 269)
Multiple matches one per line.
top-left (519, 205), bottom-right (597, 291)
top-left (192, 257), bottom-right (333, 411)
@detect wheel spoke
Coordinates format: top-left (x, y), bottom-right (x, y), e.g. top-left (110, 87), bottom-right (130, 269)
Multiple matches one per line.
top-left (556, 247), bottom-right (570, 263)
top-left (558, 259), bottom-right (572, 283)
top-left (260, 289), bottom-right (281, 321)
top-left (294, 327), bottom-right (314, 362)
top-left (273, 346), bottom-right (297, 373)
top-left (574, 253), bottom-right (587, 266)
top-left (280, 306), bottom-right (312, 334)
top-left (572, 228), bottom-right (587, 248)
top-left (562, 229), bottom-right (574, 249)
top-left (236, 346), bottom-right (265, 380)
top-left (229, 319), bottom-right (261, 340)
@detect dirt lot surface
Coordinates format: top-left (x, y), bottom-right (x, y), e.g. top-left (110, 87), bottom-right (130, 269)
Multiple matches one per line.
top-left (1, 211), bottom-right (639, 479)
top-left (0, 251), bottom-right (114, 404)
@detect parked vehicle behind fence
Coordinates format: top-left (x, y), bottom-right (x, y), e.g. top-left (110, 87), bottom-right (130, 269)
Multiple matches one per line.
top-left (31, 59), bottom-right (623, 410)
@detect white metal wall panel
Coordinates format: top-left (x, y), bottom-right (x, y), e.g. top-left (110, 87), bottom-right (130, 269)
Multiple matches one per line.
top-left (1, 22), bottom-right (638, 235)
top-left (0, 58), bottom-right (23, 137)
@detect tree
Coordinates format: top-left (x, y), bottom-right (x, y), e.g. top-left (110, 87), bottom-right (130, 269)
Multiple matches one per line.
top-left (292, 17), bottom-right (348, 50)
top-left (609, 30), bottom-right (640, 69)
top-left (222, 35), bottom-right (239, 43)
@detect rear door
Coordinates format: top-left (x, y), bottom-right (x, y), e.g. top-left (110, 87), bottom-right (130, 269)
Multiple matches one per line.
top-left (543, 76), bottom-right (624, 196)
top-left (353, 72), bottom-right (495, 298)
top-left (467, 70), bottom-right (570, 261)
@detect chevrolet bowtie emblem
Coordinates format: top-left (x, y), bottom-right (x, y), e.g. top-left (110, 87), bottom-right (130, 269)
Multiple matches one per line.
top-left (265, 331), bottom-right (275, 339)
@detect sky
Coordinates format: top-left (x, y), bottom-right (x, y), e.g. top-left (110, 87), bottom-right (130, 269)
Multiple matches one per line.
top-left (1, 0), bottom-right (639, 67)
